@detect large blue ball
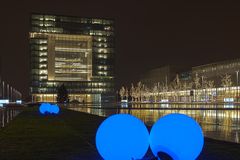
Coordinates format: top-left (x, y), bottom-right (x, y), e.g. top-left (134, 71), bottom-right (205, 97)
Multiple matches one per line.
top-left (96, 114), bottom-right (149, 160)
top-left (149, 113), bottom-right (204, 160)
top-left (39, 103), bottom-right (51, 114)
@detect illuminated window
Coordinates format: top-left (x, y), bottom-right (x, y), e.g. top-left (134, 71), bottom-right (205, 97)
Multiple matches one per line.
top-left (32, 15), bottom-right (44, 20)
top-left (39, 46), bottom-right (47, 50)
top-left (104, 26), bottom-right (112, 31)
top-left (90, 30), bottom-right (107, 36)
top-left (98, 71), bottom-right (107, 76)
top-left (94, 37), bottom-right (107, 42)
top-left (39, 76), bottom-right (47, 80)
top-left (40, 52), bottom-right (47, 56)
top-left (92, 19), bottom-right (102, 24)
top-left (40, 70), bottom-right (48, 75)
top-left (94, 42), bottom-right (108, 48)
top-left (39, 40), bottom-right (47, 44)
top-left (103, 20), bottom-right (113, 25)
top-left (98, 48), bottom-right (107, 53)
top-left (45, 16), bottom-right (56, 21)
top-left (40, 58), bottom-right (47, 62)
top-left (98, 54), bottom-right (107, 59)
top-left (39, 64), bottom-right (47, 68)
top-left (98, 66), bottom-right (108, 70)
top-left (81, 18), bottom-right (88, 23)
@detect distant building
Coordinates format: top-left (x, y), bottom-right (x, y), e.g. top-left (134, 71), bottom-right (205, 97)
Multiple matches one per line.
top-left (192, 58), bottom-right (240, 87)
top-left (141, 59), bottom-right (240, 88)
top-left (140, 65), bottom-right (190, 88)
top-left (137, 59), bottom-right (240, 103)
top-left (29, 13), bottom-right (115, 103)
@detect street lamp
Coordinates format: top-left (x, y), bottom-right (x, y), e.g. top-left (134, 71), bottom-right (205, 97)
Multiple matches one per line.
top-left (201, 76), bottom-right (206, 102)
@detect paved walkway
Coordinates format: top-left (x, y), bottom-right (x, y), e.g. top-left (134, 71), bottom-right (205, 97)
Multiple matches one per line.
top-left (0, 107), bottom-right (240, 160)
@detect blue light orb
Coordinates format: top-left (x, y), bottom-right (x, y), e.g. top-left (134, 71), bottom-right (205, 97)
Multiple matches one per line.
top-left (39, 103), bottom-right (51, 114)
top-left (39, 103), bottom-right (60, 115)
top-left (48, 104), bottom-right (54, 114)
top-left (96, 114), bottom-right (149, 160)
top-left (149, 113), bottom-right (204, 160)
top-left (51, 104), bottom-right (60, 114)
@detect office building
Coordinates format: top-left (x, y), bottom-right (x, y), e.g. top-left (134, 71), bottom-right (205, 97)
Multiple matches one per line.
top-left (140, 65), bottom-right (190, 88)
top-left (137, 59), bottom-right (240, 103)
top-left (30, 13), bottom-right (115, 103)
top-left (192, 58), bottom-right (240, 87)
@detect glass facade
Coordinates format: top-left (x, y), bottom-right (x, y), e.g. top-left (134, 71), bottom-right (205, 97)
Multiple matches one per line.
top-left (132, 59), bottom-right (240, 103)
top-left (192, 59), bottom-right (240, 87)
top-left (30, 14), bottom-right (115, 103)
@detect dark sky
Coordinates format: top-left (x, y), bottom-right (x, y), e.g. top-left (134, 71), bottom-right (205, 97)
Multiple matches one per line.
top-left (1, 1), bottom-right (240, 99)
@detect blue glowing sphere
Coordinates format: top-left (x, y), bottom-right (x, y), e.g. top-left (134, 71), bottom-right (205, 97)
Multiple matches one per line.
top-left (96, 114), bottom-right (149, 160)
top-left (39, 103), bottom-right (51, 114)
top-left (149, 113), bottom-right (204, 160)
top-left (39, 103), bottom-right (60, 115)
top-left (51, 104), bottom-right (60, 114)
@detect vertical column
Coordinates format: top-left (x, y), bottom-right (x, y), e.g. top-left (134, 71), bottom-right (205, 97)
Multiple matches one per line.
top-left (7, 84), bottom-right (9, 99)
top-left (10, 87), bottom-right (12, 101)
top-left (2, 81), bottom-right (4, 99)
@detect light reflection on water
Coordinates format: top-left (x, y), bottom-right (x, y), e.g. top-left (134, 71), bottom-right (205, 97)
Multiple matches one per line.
top-left (67, 103), bottom-right (240, 143)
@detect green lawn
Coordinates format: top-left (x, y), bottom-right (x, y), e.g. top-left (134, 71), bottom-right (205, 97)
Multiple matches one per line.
top-left (1, 107), bottom-right (240, 160)
top-left (0, 107), bottom-right (104, 160)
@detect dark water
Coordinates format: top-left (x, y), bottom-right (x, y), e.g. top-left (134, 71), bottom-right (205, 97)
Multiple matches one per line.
top-left (67, 103), bottom-right (240, 143)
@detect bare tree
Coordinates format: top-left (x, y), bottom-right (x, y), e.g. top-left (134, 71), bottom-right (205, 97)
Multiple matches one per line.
top-left (119, 86), bottom-right (126, 101)
top-left (171, 74), bottom-right (181, 90)
top-left (206, 80), bottom-right (215, 102)
top-left (136, 82), bottom-right (143, 102)
top-left (207, 80), bottom-right (215, 88)
top-left (160, 82), bottom-right (167, 100)
top-left (129, 83), bottom-right (136, 102)
top-left (170, 74), bottom-right (182, 101)
top-left (143, 86), bottom-right (151, 102)
top-left (221, 74), bottom-right (232, 87)
top-left (221, 74), bottom-right (233, 98)
top-left (193, 73), bottom-right (201, 89)
top-left (125, 87), bottom-right (129, 101)
top-left (152, 83), bottom-right (158, 102)
top-left (187, 82), bottom-right (193, 90)
top-left (201, 76), bottom-right (208, 89)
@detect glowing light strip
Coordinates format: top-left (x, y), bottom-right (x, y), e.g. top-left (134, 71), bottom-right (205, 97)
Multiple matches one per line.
top-left (55, 47), bottom-right (91, 52)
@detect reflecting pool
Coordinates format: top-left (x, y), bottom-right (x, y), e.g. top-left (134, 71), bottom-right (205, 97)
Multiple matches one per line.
top-left (67, 103), bottom-right (240, 143)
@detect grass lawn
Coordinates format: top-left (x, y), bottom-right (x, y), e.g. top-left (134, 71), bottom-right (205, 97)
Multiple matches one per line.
top-left (0, 106), bottom-right (240, 160)
top-left (0, 107), bottom-right (104, 160)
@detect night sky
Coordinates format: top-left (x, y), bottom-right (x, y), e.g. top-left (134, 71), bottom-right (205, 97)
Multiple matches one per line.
top-left (1, 1), bottom-right (240, 99)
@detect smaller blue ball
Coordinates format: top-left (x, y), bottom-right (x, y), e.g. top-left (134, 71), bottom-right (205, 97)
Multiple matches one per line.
top-left (39, 103), bottom-right (59, 115)
top-left (51, 104), bottom-right (60, 114)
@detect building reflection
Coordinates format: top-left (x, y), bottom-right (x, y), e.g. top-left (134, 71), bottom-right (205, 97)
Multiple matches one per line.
top-left (68, 103), bottom-right (240, 143)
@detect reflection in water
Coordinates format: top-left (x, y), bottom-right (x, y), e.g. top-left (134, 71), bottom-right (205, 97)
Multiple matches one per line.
top-left (68, 103), bottom-right (240, 143)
